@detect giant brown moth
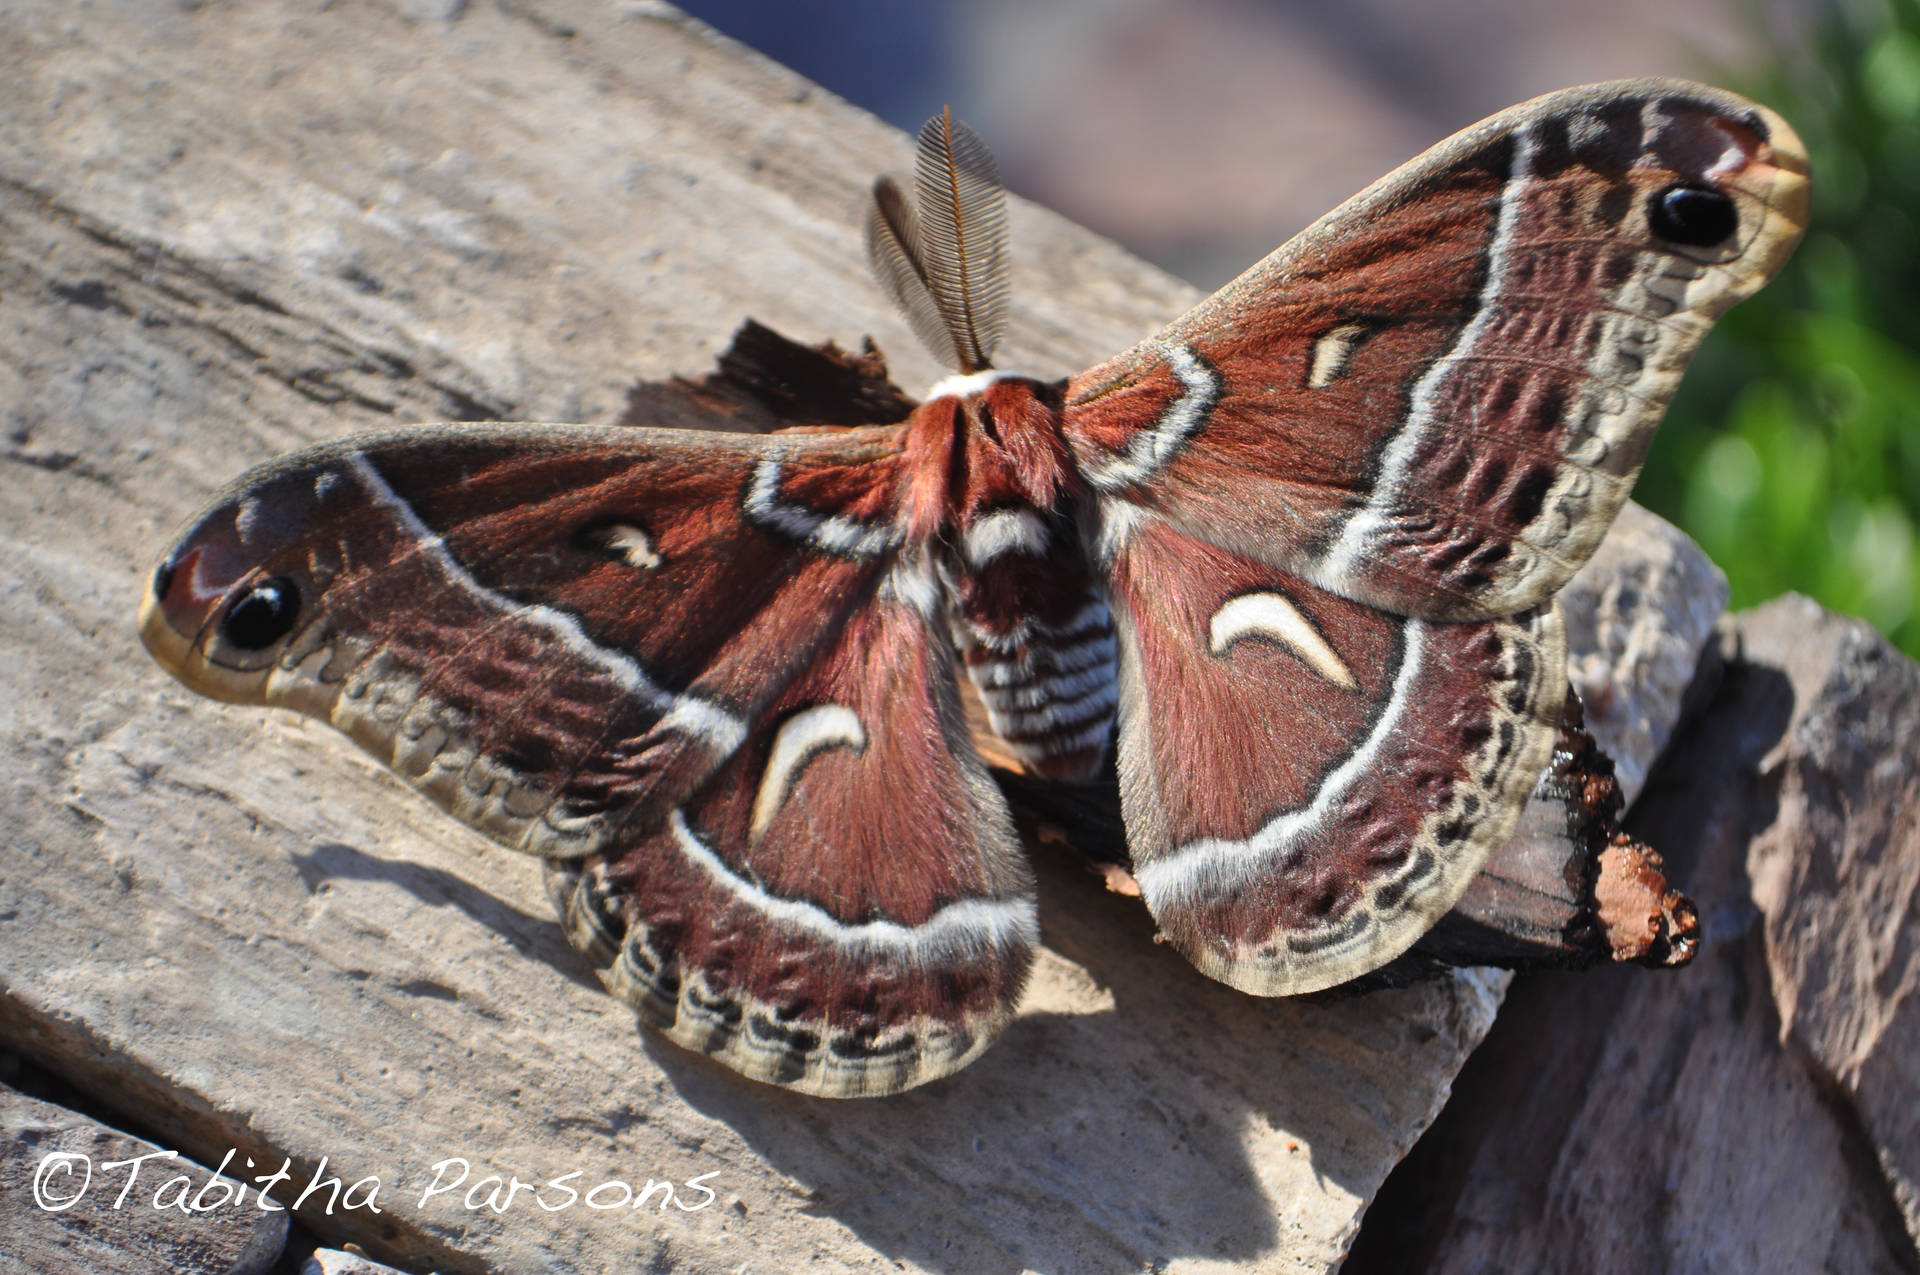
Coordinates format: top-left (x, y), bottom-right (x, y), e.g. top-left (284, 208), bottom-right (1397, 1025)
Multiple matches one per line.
top-left (140, 81), bottom-right (1808, 1097)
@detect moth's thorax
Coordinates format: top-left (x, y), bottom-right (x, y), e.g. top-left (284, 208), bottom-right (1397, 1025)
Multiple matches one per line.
top-left (897, 371), bottom-right (1075, 541)
top-left (896, 371), bottom-right (1116, 782)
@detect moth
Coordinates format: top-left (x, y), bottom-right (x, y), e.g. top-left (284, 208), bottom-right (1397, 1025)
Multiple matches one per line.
top-left (140, 80), bottom-right (1808, 1098)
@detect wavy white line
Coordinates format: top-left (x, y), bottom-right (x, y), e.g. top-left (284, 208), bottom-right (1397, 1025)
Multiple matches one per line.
top-left (348, 454), bottom-right (747, 756)
top-left (1081, 342), bottom-right (1221, 492)
top-left (668, 809), bottom-right (1040, 959)
top-left (1317, 127), bottom-right (1535, 591)
top-left (745, 455), bottom-right (901, 559)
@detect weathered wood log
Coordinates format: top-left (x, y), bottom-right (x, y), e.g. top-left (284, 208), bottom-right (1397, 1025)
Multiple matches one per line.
top-left (0, 3), bottom-right (1723, 1272)
top-left (1743, 597), bottom-right (1920, 1250)
top-left (1345, 596), bottom-right (1920, 1273)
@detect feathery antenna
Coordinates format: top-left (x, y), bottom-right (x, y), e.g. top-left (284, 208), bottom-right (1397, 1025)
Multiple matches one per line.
top-left (865, 107), bottom-right (1009, 373)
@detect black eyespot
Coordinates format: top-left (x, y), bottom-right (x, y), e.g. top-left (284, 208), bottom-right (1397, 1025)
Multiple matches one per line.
top-left (151, 560), bottom-right (175, 600)
top-left (1647, 184), bottom-right (1738, 247)
top-left (221, 577), bottom-right (301, 650)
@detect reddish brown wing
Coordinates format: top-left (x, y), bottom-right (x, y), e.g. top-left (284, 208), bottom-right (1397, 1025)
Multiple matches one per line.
top-left (553, 552), bottom-right (1036, 1097)
top-left (1065, 79), bottom-right (1808, 620)
top-left (142, 423), bottom-right (1035, 1095)
top-left (139, 423), bottom-right (906, 866)
top-left (1104, 512), bottom-right (1565, 993)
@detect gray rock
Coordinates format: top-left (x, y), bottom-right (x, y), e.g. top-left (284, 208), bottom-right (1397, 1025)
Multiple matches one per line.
top-left (1742, 595), bottom-right (1920, 1248)
top-left (1560, 500), bottom-right (1730, 806)
top-left (304, 1248), bottom-right (416, 1275)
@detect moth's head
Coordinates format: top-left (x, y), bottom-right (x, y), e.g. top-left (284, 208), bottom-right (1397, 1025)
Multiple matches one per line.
top-left (139, 459), bottom-right (345, 705)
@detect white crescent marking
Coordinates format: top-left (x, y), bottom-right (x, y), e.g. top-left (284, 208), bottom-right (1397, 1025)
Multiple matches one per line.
top-left (1307, 323), bottom-right (1370, 389)
top-left (750, 704), bottom-right (867, 841)
top-left (602, 523), bottom-right (661, 570)
top-left (1208, 592), bottom-right (1358, 690)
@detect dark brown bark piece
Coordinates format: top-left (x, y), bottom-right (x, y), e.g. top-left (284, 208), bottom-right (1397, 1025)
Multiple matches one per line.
top-left (618, 319), bottom-right (917, 435)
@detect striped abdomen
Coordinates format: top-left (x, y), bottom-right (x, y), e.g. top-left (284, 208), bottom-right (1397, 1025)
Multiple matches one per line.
top-left (944, 508), bottom-right (1117, 780)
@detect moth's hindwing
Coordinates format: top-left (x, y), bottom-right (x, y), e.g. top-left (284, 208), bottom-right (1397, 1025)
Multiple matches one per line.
top-left (1065, 79), bottom-right (1810, 622)
top-left (1103, 511), bottom-right (1566, 994)
top-left (559, 550), bottom-right (1037, 1097)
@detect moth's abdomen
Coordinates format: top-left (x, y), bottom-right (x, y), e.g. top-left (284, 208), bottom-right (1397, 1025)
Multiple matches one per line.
top-left (946, 520), bottom-right (1118, 781)
top-left (956, 596), bottom-right (1118, 781)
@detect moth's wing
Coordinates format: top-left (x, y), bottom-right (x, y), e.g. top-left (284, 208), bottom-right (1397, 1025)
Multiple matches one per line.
top-left (1105, 512), bottom-right (1565, 994)
top-left (140, 422), bottom-right (908, 863)
top-left (144, 424), bottom-right (1036, 1094)
top-left (1065, 79), bottom-right (1809, 620)
top-left (552, 554), bottom-right (1036, 1097)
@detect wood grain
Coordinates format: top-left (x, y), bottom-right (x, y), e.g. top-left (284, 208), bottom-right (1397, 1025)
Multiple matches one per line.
top-left (1744, 597), bottom-right (1920, 1251)
top-left (0, 1081), bottom-right (288, 1274)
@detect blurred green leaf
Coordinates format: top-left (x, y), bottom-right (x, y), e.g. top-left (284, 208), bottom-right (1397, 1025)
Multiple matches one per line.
top-left (1647, 0), bottom-right (1920, 658)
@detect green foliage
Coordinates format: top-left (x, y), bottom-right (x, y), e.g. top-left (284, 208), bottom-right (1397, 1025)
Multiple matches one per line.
top-left (1641, 0), bottom-right (1920, 655)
